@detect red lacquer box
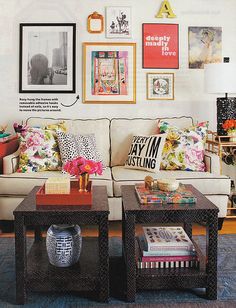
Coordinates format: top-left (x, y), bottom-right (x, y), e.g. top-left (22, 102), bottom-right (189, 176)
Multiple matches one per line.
top-left (36, 181), bottom-right (92, 206)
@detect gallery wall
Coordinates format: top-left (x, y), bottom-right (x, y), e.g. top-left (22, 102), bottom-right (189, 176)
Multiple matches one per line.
top-left (0, 0), bottom-right (236, 131)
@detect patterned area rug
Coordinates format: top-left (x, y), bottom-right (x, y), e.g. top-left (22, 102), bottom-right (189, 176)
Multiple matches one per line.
top-left (0, 235), bottom-right (236, 307)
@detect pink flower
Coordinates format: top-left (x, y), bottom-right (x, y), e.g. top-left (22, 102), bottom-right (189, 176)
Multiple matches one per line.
top-left (63, 156), bottom-right (103, 177)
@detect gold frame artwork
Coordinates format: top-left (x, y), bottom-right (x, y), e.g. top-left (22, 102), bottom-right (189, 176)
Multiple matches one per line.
top-left (87, 12), bottom-right (104, 34)
top-left (83, 42), bottom-right (136, 104)
top-left (146, 72), bottom-right (174, 100)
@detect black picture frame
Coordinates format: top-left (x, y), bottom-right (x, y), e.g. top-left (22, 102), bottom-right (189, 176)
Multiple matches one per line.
top-left (19, 23), bottom-right (76, 93)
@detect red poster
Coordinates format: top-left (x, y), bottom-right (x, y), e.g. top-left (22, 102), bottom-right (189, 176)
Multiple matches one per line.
top-left (142, 23), bottom-right (179, 69)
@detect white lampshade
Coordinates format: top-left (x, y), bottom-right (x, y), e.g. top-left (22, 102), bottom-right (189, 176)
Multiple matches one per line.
top-left (204, 63), bottom-right (236, 94)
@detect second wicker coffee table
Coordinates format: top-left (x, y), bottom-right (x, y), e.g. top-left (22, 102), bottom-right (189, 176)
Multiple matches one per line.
top-left (14, 185), bottom-right (109, 304)
top-left (121, 184), bottom-right (219, 302)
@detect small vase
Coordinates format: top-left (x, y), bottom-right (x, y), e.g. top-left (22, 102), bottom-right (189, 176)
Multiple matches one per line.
top-left (78, 173), bottom-right (89, 192)
top-left (227, 130), bottom-right (236, 142)
top-left (46, 224), bottom-right (82, 267)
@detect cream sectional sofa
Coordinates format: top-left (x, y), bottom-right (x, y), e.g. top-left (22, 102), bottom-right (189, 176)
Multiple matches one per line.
top-left (0, 116), bottom-right (231, 229)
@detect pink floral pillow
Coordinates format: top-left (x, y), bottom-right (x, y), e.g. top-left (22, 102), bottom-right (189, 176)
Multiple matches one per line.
top-left (159, 121), bottom-right (208, 171)
top-left (17, 127), bottom-right (62, 172)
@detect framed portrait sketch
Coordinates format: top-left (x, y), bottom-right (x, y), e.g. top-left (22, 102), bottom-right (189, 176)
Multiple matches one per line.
top-left (83, 42), bottom-right (136, 104)
top-left (188, 26), bottom-right (222, 69)
top-left (106, 7), bottom-right (132, 38)
top-left (19, 23), bottom-right (76, 93)
top-left (142, 23), bottom-right (179, 69)
top-left (146, 73), bottom-right (174, 100)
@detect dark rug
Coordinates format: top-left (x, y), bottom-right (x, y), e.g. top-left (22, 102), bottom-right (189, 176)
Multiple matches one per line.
top-left (0, 235), bottom-right (236, 307)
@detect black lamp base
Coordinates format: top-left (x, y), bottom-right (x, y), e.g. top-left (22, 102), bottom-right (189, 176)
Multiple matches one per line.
top-left (217, 97), bottom-right (236, 136)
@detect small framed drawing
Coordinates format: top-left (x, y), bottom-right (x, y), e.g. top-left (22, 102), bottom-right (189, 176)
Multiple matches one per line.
top-left (83, 42), bottom-right (136, 104)
top-left (106, 7), bottom-right (131, 38)
top-left (19, 23), bottom-right (76, 93)
top-left (142, 23), bottom-right (179, 69)
top-left (146, 73), bottom-right (174, 100)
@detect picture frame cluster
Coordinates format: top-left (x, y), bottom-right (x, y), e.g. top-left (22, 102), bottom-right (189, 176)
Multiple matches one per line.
top-left (19, 6), bottom-right (222, 103)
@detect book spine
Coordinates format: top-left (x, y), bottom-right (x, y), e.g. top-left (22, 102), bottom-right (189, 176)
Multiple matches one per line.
top-left (137, 259), bottom-right (199, 269)
top-left (142, 250), bottom-right (196, 257)
top-left (141, 255), bottom-right (198, 262)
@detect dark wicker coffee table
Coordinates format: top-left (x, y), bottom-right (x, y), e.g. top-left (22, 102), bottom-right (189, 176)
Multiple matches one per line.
top-left (13, 186), bottom-right (109, 304)
top-left (121, 184), bottom-right (219, 302)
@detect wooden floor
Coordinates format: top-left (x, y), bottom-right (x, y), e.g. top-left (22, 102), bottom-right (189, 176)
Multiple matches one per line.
top-left (0, 219), bottom-right (236, 238)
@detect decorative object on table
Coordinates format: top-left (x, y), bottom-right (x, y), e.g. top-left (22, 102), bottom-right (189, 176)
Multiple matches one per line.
top-left (142, 23), bottom-right (179, 69)
top-left (124, 134), bottom-right (167, 173)
top-left (144, 176), bottom-right (179, 191)
top-left (222, 119), bottom-right (236, 142)
top-left (46, 224), bottom-right (82, 267)
top-left (82, 42), bottom-right (136, 104)
top-left (135, 183), bottom-right (196, 204)
top-left (155, 0), bottom-right (176, 18)
top-left (205, 61), bottom-right (236, 136)
top-left (188, 27), bottom-right (222, 69)
top-left (19, 23), bottom-right (76, 93)
top-left (13, 122), bottom-right (29, 134)
top-left (63, 156), bottom-right (103, 191)
top-left (106, 6), bottom-right (131, 38)
top-left (146, 73), bottom-right (174, 100)
top-left (45, 177), bottom-right (70, 194)
top-left (87, 11), bottom-right (104, 34)
top-left (159, 121), bottom-right (208, 171)
top-left (0, 124), bottom-right (7, 134)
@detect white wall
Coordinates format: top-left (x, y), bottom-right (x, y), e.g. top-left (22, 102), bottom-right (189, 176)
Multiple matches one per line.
top-left (0, 0), bottom-right (236, 130)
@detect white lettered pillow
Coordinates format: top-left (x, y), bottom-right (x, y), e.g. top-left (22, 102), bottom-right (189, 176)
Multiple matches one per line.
top-left (125, 134), bottom-right (166, 173)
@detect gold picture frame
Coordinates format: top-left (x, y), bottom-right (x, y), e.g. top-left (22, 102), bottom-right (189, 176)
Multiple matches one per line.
top-left (146, 73), bottom-right (174, 100)
top-left (87, 12), bottom-right (104, 34)
top-left (83, 42), bottom-right (136, 104)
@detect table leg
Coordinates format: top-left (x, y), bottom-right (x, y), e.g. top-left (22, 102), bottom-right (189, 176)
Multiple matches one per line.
top-left (122, 204), bottom-right (126, 257)
top-left (184, 222), bottom-right (192, 239)
top-left (125, 213), bottom-right (136, 302)
top-left (34, 226), bottom-right (42, 242)
top-left (15, 214), bottom-right (27, 304)
top-left (98, 214), bottom-right (109, 302)
top-left (206, 212), bottom-right (218, 300)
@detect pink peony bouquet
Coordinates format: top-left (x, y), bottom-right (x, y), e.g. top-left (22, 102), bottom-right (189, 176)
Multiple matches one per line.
top-left (63, 156), bottom-right (103, 177)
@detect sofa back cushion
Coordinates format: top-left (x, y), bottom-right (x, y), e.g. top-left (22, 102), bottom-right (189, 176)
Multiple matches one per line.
top-left (110, 117), bottom-right (193, 167)
top-left (26, 118), bottom-right (110, 166)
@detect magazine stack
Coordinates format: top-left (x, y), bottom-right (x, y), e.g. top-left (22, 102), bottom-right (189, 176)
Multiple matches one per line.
top-left (137, 226), bottom-right (199, 269)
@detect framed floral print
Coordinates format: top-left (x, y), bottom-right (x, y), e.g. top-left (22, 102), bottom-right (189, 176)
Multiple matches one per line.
top-left (146, 73), bottom-right (174, 100)
top-left (83, 42), bottom-right (136, 104)
top-left (19, 23), bottom-right (76, 93)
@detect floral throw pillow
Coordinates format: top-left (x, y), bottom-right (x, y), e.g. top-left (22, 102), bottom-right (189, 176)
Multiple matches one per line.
top-left (17, 127), bottom-right (62, 172)
top-left (159, 121), bottom-right (208, 171)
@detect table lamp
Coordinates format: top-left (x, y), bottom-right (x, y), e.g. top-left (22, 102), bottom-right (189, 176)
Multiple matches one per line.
top-left (204, 62), bottom-right (236, 136)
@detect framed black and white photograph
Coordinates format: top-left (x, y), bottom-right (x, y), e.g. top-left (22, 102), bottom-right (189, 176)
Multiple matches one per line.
top-left (19, 23), bottom-right (76, 93)
top-left (146, 73), bottom-right (174, 100)
top-left (106, 7), bottom-right (132, 38)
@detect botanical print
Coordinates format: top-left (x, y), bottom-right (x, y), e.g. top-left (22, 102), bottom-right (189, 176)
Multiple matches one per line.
top-left (91, 51), bottom-right (128, 96)
top-left (147, 73), bottom-right (174, 100)
top-left (106, 7), bottom-right (131, 38)
top-left (188, 26), bottom-right (222, 69)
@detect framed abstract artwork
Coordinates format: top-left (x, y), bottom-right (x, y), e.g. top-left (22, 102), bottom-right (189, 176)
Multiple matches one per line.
top-left (188, 26), bottom-right (222, 69)
top-left (142, 23), bottom-right (179, 69)
top-left (146, 73), bottom-right (174, 100)
top-left (106, 7), bottom-right (132, 38)
top-left (83, 42), bottom-right (136, 104)
top-left (19, 23), bottom-right (76, 93)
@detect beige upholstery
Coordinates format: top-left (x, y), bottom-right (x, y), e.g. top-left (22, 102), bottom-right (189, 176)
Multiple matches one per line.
top-left (0, 117), bottom-right (231, 221)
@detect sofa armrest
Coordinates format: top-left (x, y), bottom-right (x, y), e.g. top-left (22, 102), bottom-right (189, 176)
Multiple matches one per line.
top-left (204, 150), bottom-right (221, 175)
top-left (3, 148), bottom-right (20, 174)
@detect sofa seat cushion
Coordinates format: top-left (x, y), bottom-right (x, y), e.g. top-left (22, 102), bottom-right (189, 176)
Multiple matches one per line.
top-left (112, 166), bottom-right (230, 197)
top-left (0, 167), bottom-right (113, 197)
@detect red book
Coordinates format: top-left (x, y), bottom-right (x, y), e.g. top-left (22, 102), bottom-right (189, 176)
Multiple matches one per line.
top-left (141, 255), bottom-right (198, 262)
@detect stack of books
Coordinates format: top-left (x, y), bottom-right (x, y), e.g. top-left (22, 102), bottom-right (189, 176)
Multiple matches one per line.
top-left (136, 226), bottom-right (199, 269)
top-left (135, 183), bottom-right (197, 204)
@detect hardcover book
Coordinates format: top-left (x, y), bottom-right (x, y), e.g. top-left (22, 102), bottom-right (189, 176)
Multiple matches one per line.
top-left (143, 226), bottom-right (194, 252)
top-left (135, 183), bottom-right (196, 204)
